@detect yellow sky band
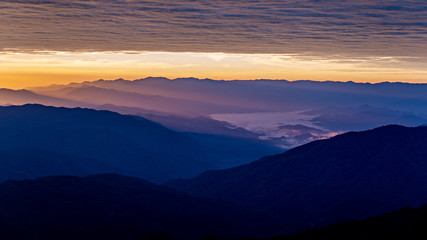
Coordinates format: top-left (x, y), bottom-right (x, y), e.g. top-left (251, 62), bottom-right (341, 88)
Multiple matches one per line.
top-left (1, 51), bottom-right (426, 89)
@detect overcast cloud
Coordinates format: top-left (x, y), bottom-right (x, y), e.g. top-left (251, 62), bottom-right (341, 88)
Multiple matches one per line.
top-left (0, 0), bottom-right (426, 59)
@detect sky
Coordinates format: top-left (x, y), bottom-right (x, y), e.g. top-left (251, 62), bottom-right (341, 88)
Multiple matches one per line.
top-left (0, 0), bottom-right (426, 88)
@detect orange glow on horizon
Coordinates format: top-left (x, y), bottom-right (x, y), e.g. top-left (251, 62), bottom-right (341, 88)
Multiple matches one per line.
top-left (0, 51), bottom-right (426, 89)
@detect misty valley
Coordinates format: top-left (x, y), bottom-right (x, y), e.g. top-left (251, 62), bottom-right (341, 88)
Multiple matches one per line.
top-left (1, 0), bottom-right (426, 238)
top-left (0, 78), bottom-right (425, 239)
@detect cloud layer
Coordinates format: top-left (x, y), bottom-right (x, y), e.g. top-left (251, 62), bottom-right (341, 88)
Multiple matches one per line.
top-left (1, 0), bottom-right (426, 58)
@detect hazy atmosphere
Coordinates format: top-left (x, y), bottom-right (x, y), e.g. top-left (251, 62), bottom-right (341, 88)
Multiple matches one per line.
top-left (0, 1), bottom-right (426, 239)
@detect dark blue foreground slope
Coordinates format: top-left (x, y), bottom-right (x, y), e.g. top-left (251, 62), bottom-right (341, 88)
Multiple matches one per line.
top-left (0, 174), bottom-right (274, 239)
top-left (266, 205), bottom-right (427, 240)
top-left (168, 125), bottom-right (427, 234)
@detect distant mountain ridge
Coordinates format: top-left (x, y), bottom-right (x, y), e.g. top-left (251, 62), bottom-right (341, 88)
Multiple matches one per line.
top-left (2, 77), bottom-right (426, 149)
top-left (27, 77), bottom-right (427, 148)
top-left (32, 77), bottom-right (427, 102)
top-left (33, 84), bottom-right (255, 115)
top-left (168, 125), bottom-right (427, 234)
top-left (0, 88), bottom-right (87, 108)
top-left (30, 77), bottom-right (427, 117)
top-left (3, 78), bottom-right (427, 149)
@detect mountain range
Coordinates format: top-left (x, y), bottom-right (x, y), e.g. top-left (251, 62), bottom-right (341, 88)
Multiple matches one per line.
top-left (168, 125), bottom-right (427, 234)
top-left (0, 173), bottom-right (426, 240)
top-left (0, 110), bottom-right (425, 238)
top-left (9, 77), bottom-right (426, 148)
top-left (0, 104), bottom-right (279, 183)
top-left (30, 78), bottom-right (427, 115)
top-left (1, 78), bottom-right (427, 238)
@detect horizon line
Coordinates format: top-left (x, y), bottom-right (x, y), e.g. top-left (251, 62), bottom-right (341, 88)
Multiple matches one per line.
top-left (21, 76), bottom-right (426, 90)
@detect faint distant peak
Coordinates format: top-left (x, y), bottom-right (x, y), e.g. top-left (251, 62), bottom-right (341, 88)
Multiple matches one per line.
top-left (26, 77), bottom-right (427, 91)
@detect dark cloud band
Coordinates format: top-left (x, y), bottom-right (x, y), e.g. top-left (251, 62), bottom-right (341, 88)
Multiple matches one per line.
top-left (0, 0), bottom-right (426, 58)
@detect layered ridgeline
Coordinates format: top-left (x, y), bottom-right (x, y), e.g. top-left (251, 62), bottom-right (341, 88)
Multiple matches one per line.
top-left (0, 174), bottom-right (275, 240)
top-left (3, 78), bottom-right (427, 149)
top-left (0, 104), bottom-right (278, 183)
top-left (168, 125), bottom-right (427, 234)
top-left (27, 78), bottom-right (427, 148)
top-left (0, 88), bottom-right (86, 108)
top-left (0, 167), bottom-right (425, 240)
top-left (31, 78), bottom-right (427, 115)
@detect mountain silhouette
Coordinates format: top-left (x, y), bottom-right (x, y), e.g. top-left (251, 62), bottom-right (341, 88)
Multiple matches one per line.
top-left (0, 88), bottom-right (85, 107)
top-left (31, 77), bottom-right (427, 115)
top-left (0, 104), bottom-right (265, 183)
top-left (29, 78), bottom-right (427, 149)
top-left (265, 205), bottom-right (427, 240)
top-left (168, 125), bottom-right (427, 234)
top-left (33, 85), bottom-right (256, 115)
top-left (0, 174), bottom-right (274, 240)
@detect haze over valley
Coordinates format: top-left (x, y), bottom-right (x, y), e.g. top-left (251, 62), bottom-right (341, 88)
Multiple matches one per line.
top-left (1, 77), bottom-right (425, 149)
top-left (0, 0), bottom-right (426, 239)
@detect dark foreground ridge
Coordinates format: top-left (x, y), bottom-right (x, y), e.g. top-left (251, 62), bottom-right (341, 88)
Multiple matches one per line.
top-left (0, 174), bottom-right (274, 240)
top-left (262, 204), bottom-right (427, 240)
top-left (168, 125), bottom-right (427, 234)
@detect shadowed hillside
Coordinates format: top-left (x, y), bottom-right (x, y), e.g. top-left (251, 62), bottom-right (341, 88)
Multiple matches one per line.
top-left (0, 174), bottom-right (275, 240)
top-left (168, 125), bottom-right (427, 234)
top-left (262, 205), bottom-right (427, 240)
top-left (0, 104), bottom-right (280, 183)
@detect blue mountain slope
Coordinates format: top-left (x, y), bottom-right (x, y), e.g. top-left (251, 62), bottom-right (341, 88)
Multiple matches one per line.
top-left (0, 104), bottom-right (279, 182)
top-left (0, 104), bottom-right (212, 183)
